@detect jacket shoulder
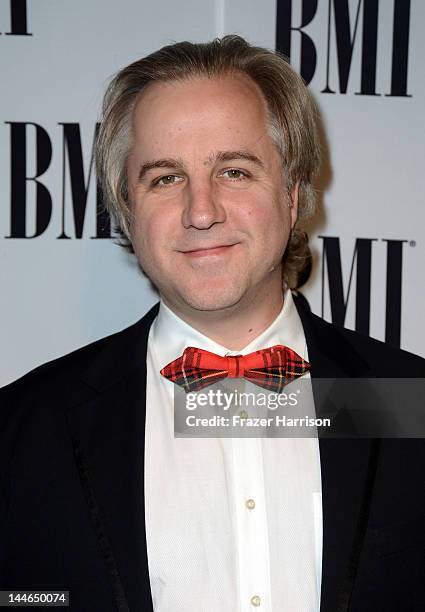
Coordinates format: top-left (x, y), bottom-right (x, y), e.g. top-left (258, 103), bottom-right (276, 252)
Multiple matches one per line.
top-left (0, 301), bottom-right (160, 405)
top-left (311, 309), bottom-right (425, 376)
top-left (293, 294), bottom-right (425, 377)
top-left (2, 324), bottom-right (130, 398)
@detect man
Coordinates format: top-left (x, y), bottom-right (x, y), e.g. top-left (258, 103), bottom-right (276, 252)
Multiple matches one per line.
top-left (1, 36), bottom-right (424, 612)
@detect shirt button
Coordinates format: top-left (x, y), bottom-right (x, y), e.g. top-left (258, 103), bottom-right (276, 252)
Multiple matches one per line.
top-left (251, 595), bottom-right (261, 606)
top-left (246, 498), bottom-right (256, 510)
top-left (239, 410), bottom-right (249, 419)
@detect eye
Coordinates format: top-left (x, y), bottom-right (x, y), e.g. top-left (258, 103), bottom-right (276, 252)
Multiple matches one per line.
top-left (221, 168), bottom-right (249, 180)
top-left (153, 174), bottom-right (183, 187)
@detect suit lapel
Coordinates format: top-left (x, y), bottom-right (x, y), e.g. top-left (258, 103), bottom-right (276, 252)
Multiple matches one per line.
top-left (294, 296), bottom-right (380, 612)
top-left (65, 303), bottom-right (160, 611)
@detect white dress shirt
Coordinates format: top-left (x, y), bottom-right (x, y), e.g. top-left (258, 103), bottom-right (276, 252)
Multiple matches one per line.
top-left (144, 289), bottom-right (322, 611)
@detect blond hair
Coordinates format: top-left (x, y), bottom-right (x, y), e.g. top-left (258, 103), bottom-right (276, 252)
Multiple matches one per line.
top-left (96, 35), bottom-right (320, 288)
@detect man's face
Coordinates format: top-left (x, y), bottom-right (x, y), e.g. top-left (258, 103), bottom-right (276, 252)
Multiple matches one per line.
top-left (127, 73), bottom-right (298, 315)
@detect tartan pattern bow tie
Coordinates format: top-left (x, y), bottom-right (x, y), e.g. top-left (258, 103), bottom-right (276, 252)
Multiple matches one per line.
top-left (160, 345), bottom-right (310, 393)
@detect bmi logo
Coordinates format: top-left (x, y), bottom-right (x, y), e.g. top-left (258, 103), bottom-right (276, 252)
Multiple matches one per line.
top-left (319, 236), bottom-right (410, 348)
top-left (276, 0), bottom-right (411, 96)
top-left (4, 122), bottom-right (110, 240)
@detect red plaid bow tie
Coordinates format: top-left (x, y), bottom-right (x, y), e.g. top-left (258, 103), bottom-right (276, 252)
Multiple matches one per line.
top-left (160, 345), bottom-right (310, 393)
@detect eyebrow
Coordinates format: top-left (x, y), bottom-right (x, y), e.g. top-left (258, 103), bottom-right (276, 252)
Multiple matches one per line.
top-left (138, 158), bottom-right (185, 182)
top-left (137, 149), bottom-right (264, 182)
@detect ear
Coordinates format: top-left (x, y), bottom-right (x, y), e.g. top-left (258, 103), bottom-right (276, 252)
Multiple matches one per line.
top-left (289, 180), bottom-right (300, 229)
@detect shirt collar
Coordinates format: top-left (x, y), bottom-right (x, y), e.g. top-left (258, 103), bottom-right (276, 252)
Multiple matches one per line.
top-left (150, 288), bottom-right (308, 367)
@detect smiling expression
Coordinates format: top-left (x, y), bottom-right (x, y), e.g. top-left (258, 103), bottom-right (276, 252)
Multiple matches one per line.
top-left (127, 73), bottom-right (298, 315)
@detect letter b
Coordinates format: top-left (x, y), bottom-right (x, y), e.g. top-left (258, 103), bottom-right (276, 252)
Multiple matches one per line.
top-left (276, 0), bottom-right (318, 84)
top-left (6, 122), bottom-right (53, 238)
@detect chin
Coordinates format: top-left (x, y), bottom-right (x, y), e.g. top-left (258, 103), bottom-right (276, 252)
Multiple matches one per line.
top-left (178, 285), bottom-right (246, 312)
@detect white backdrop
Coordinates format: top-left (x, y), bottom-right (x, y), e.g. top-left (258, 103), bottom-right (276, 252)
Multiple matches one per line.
top-left (1, 0), bottom-right (423, 387)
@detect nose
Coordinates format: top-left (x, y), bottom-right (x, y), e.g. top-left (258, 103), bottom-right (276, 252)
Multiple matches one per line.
top-left (181, 180), bottom-right (226, 230)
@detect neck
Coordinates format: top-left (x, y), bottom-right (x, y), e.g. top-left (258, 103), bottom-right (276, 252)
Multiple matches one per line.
top-left (161, 286), bottom-right (285, 351)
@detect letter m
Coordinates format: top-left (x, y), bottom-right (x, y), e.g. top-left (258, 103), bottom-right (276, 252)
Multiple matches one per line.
top-left (319, 236), bottom-right (377, 335)
top-left (58, 123), bottom-right (110, 239)
top-left (322, 0), bottom-right (379, 95)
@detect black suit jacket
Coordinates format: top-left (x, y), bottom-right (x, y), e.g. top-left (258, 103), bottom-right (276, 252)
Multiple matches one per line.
top-left (1, 296), bottom-right (425, 611)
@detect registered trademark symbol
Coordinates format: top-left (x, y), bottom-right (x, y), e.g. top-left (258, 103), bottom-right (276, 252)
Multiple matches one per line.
top-left (409, 240), bottom-right (416, 247)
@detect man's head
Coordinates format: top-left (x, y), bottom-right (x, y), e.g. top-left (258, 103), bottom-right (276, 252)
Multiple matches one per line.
top-left (96, 36), bottom-right (320, 314)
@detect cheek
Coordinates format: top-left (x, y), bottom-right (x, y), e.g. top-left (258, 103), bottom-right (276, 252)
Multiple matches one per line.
top-left (239, 195), bottom-right (289, 240)
top-left (130, 206), bottom-right (155, 257)
top-left (257, 203), bottom-right (291, 264)
top-left (131, 206), bottom-right (175, 263)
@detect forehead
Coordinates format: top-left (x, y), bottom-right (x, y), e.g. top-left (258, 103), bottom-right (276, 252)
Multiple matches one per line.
top-left (130, 73), bottom-right (271, 151)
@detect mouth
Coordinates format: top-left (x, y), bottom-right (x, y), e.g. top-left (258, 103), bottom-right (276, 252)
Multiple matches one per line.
top-left (180, 244), bottom-right (238, 258)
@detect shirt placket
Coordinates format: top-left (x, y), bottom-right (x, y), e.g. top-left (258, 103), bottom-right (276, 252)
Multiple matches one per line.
top-left (230, 379), bottom-right (273, 612)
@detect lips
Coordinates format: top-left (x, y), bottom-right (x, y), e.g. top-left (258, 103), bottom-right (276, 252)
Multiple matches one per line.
top-left (181, 244), bottom-right (236, 257)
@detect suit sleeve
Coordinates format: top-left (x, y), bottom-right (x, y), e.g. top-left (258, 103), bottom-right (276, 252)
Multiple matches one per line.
top-left (0, 383), bottom-right (23, 585)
